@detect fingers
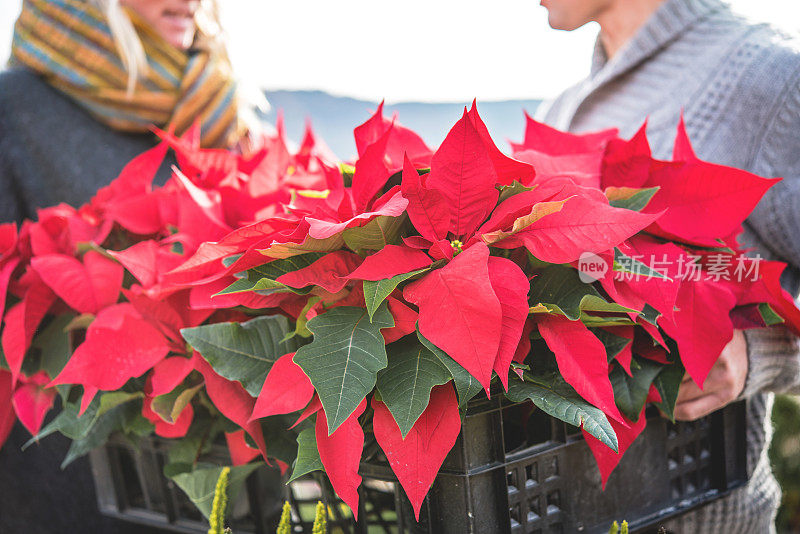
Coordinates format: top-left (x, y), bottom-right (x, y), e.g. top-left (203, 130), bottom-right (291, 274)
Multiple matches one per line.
top-left (674, 392), bottom-right (726, 421)
top-left (662, 330), bottom-right (749, 422)
top-left (675, 377), bottom-right (704, 404)
top-left (674, 383), bottom-right (737, 421)
top-left (673, 365), bottom-right (740, 420)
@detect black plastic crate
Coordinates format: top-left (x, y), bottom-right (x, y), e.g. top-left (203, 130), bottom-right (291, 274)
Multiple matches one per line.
top-left (88, 398), bottom-right (748, 534)
top-left (406, 396), bottom-right (748, 534)
top-left (89, 438), bottom-right (284, 533)
top-left (89, 437), bottom-right (402, 533)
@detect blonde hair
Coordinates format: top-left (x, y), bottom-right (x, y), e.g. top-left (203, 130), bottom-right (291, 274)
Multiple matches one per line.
top-left (90, 0), bottom-right (223, 95)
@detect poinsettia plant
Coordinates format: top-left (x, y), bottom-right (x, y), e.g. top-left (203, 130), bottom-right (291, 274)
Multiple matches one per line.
top-left (2, 102), bottom-right (799, 522)
top-left (0, 118), bottom-right (335, 510)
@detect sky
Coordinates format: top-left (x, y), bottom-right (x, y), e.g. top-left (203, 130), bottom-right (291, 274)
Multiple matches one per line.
top-left (1, 0), bottom-right (799, 103)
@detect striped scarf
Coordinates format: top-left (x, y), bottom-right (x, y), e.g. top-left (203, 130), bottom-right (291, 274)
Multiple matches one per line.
top-left (11, 0), bottom-right (245, 148)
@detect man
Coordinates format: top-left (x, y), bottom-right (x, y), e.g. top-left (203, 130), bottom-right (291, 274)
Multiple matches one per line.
top-left (537, 0), bottom-right (800, 532)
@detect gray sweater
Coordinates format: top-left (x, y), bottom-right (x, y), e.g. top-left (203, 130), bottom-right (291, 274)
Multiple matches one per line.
top-left (0, 67), bottom-right (174, 223)
top-left (538, 0), bottom-right (800, 531)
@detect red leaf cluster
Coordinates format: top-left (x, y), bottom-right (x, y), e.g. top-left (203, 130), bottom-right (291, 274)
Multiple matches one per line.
top-left (1, 102), bottom-right (796, 519)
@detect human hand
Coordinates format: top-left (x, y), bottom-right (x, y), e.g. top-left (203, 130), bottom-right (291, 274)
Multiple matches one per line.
top-left (674, 329), bottom-right (748, 421)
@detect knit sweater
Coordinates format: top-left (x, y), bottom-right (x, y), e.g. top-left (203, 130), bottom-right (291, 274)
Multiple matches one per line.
top-left (0, 67), bottom-right (174, 223)
top-left (0, 67), bottom-right (174, 533)
top-left (538, 1), bottom-right (800, 532)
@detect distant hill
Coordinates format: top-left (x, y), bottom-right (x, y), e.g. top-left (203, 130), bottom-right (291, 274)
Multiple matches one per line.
top-left (261, 90), bottom-right (541, 160)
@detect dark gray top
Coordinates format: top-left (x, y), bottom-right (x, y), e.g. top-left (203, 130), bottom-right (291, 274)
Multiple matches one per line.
top-left (0, 67), bottom-right (174, 223)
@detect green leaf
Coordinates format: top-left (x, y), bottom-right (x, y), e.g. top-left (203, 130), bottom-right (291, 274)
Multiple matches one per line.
top-left (76, 241), bottom-right (117, 260)
top-left (63, 313), bottom-right (95, 332)
top-left (529, 265), bottom-right (636, 320)
top-left (288, 296), bottom-right (321, 341)
top-left (182, 315), bottom-right (298, 396)
top-left (216, 277), bottom-right (274, 295)
top-left (579, 314), bottom-right (637, 327)
top-left (171, 464), bottom-right (260, 519)
top-left (654, 359), bottom-right (685, 422)
top-left (363, 267), bottom-right (429, 321)
top-left (247, 253), bottom-right (327, 280)
top-left (417, 328), bottom-right (482, 407)
top-left (166, 416), bottom-right (226, 467)
top-left (610, 356), bottom-right (663, 422)
top-left (31, 315), bottom-right (75, 379)
top-left (123, 413), bottom-right (155, 437)
top-left (152, 384), bottom-right (203, 423)
top-left (343, 215), bottom-right (406, 254)
top-left (376, 338), bottom-right (452, 437)
top-left (62, 401), bottom-right (139, 467)
top-left (506, 373), bottom-right (618, 452)
top-left (261, 235), bottom-right (345, 260)
top-left (289, 427), bottom-right (324, 482)
top-left (294, 305), bottom-right (394, 434)
top-left (759, 303), bottom-right (785, 326)
top-left (222, 254), bottom-right (242, 268)
top-left (608, 186), bottom-right (660, 211)
top-left (164, 462), bottom-right (195, 479)
top-left (259, 416), bottom-right (300, 466)
top-left (637, 304), bottom-right (661, 326)
top-left (97, 391), bottom-right (143, 418)
top-left (218, 253), bottom-right (326, 295)
top-left (498, 180), bottom-right (535, 203)
top-left (591, 329), bottom-right (632, 364)
top-left (32, 397), bottom-right (102, 443)
top-left (340, 163), bottom-right (355, 186)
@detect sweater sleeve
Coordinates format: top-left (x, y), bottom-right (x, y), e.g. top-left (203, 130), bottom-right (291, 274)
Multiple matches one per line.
top-left (0, 117), bottom-right (24, 225)
top-left (746, 67), bottom-right (800, 275)
top-left (741, 328), bottom-right (800, 397)
top-left (738, 67), bottom-right (800, 398)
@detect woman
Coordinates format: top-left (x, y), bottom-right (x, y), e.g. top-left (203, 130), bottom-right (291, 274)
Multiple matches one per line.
top-left (0, 0), bottom-right (250, 223)
top-left (0, 1), bottom-right (252, 531)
